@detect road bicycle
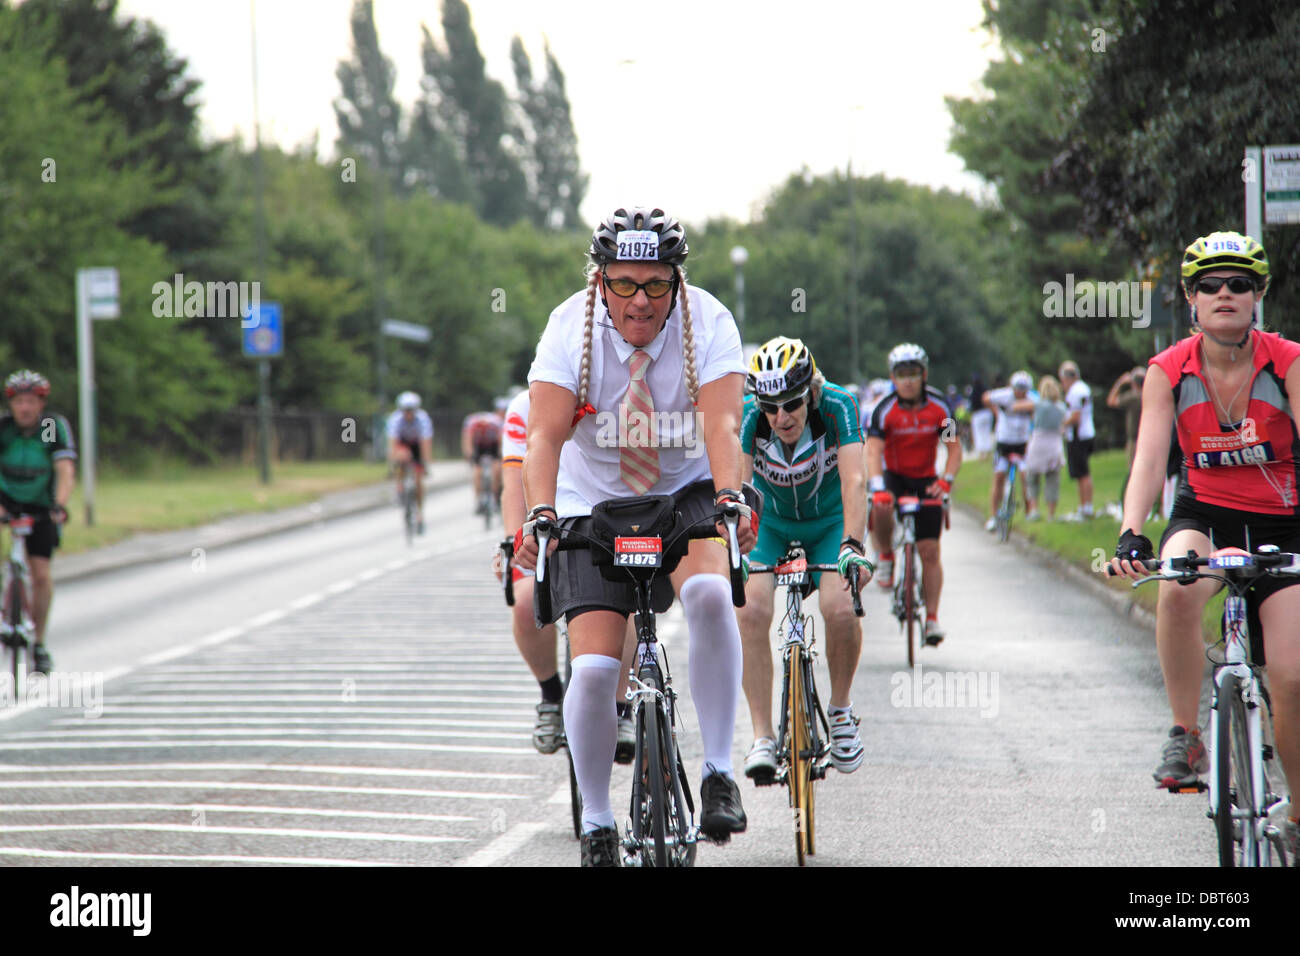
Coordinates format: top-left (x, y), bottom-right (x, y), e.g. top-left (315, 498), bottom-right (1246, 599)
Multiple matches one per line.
top-left (747, 544), bottom-right (862, 865)
top-left (995, 453), bottom-right (1023, 543)
top-left (530, 493), bottom-right (748, 867)
top-left (500, 538), bottom-right (582, 839)
top-left (870, 494), bottom-right (949, 667)
top-left (1118, 544), bottom-right (1295, 866)
top-left (475, 455), bottom-right (497, 530)
top-left (397, 464), bottom-right (418, 545)
top-left (0, 514), bottom-right (37, 691)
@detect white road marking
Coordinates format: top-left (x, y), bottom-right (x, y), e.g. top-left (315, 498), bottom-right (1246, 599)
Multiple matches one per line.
top-left (547, 784), bottom-right (571, 805)
top-left (246, 609), bottom-right (287, 629)
top-left (0, 741), bottom-right (535, 754)
top-left (287, 592), bottom-right (324, 611)
top-left (49, 717), bottom-right (532, 729)
top-left (457, 822), bottom-right (548, 867)
top-left (0, 779), bottom-right (527, 799)
top-left (0, 762), bottom-right (533, 780)
top-left (0, 823), bottom-right (466, 843)
top-left (17, 727), bottom-right (529, 741)
top-left (0, 803), bottom-right (475, 822)
top-left (0, 847), bottom-right (409, 866)
top-left (326, 578), bottom-right (358, 595)
top-left (80, 706), bottom-right (535, 717)
top-left (101, 695), bottom-right (537, 705)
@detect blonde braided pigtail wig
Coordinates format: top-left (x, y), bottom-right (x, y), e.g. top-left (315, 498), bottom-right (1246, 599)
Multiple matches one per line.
top-left (575, 267), bottom-right (600, 410)
top-left (676, 266), bottom-right (700, 406)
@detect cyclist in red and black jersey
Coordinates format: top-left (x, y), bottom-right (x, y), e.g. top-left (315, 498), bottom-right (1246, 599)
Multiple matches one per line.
top-left (866, 344), bottom-right (961, 644)
top-left (1111, 232), bottom-right (1300, 856)
top-left (461, 401), bottom-right (506, 511)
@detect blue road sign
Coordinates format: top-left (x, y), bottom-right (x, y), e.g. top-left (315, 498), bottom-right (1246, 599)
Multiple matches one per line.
top-left (242, 302), bottom-right (283, 358)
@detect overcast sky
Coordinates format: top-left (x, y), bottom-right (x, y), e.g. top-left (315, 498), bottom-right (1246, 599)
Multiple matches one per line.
top-left (115, 0), bottom-right (998, 225)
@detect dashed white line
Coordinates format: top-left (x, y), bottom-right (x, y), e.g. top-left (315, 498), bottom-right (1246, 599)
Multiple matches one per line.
top-left (0, 780), bottom-right (527, 799)
top-left (0, 823), bottom-right (466, 843)
top-left (0, 762), bottom-right (533, 780)
top-left (0, 847), bottom-right (409, 866)
top-left (457, 822), bottom-right (548, 867)
top-left (0, 803), bottom-right (475, 823)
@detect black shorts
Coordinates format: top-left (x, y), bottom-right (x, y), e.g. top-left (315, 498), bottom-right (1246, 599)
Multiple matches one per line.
top-left (471, 443), bottom-right (500, 462)
top-left (535, 480), bottom-right (754, 628)
top-left (883, 472), bottom-right (943, 541)
top-left (1066, 438), bottom-right (1094, 479)
top-left (399, 439), bottom-right (423, 466)
top-left (0, 495), bottom-right (60, 560)
top-left (1159, 496), bottom-right (1300, 665)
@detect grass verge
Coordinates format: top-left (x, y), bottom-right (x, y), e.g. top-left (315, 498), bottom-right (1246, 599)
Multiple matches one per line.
top-left (55, 459), bottom-right (388, 555)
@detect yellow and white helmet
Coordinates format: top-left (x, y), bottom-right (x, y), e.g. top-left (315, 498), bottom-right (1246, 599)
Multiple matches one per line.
top-left (747, 336), bottom-right (817, 399)
top-left (1181, 231), bottom-right (1269, 293)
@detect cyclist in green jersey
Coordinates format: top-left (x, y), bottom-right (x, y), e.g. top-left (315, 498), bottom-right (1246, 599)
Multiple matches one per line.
top-left (736, 338), bottom-right (874, 782)
top-left (0, 370), bottom-right (76, 674)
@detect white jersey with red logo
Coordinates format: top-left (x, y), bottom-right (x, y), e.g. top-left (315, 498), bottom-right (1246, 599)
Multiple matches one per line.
top-left (502, 391), bottom-right (529, 466)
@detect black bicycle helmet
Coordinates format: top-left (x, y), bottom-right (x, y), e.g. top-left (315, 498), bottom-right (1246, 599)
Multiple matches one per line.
top-left (589, 207), bottom-right (689, 266)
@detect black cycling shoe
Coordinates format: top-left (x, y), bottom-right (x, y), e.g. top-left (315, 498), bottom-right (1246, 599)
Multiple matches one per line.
top-left (579, 826), bottom-right (621, 867)
top-left (699, 769), bottom-right (747, 843)
top-left (31, 645), bottom-right (52, 675)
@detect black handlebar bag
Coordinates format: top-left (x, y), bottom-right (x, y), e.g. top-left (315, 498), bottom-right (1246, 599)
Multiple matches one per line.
top-left (588, 494), bottom-right (688, 583)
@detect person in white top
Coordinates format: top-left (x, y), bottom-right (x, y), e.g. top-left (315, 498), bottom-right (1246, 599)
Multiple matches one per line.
top-left (983, 371), bottom-right (1036, 531)
top-left (515, 206), bottom-right (757, 866)
top-left (385, 391), bottom-right (434, 533)
top-left (1059, 360), bottom-right (1096, 517)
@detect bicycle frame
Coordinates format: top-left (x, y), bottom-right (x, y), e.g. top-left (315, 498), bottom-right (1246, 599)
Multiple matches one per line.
top-left (0, 517), bottom-right (36, 691)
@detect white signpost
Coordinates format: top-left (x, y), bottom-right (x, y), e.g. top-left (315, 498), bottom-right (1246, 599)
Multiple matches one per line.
top-left (1263, 145), bottom-right (1300, 225)
top-left (76, 267), bottom-right (120, 525)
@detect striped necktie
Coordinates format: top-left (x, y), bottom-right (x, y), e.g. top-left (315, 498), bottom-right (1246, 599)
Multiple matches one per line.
top-left (619, 349), bottom-right (660, 494)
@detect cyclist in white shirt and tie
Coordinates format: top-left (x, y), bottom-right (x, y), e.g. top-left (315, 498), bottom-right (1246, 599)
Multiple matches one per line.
top-left (514, 207), bottom-right (758, 867)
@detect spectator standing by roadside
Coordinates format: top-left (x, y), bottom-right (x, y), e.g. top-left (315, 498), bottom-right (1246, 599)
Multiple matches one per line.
top-left (1107, 366), bottom-right (1146, 466)
top-left (1023, 376), bottom-right (1067, 521)
top-left (1059, 360), bottom-right (1096, 518)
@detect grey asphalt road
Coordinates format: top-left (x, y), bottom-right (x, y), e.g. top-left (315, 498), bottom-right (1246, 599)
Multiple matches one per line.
top-left (0, 483), bottom-right (1246, 866)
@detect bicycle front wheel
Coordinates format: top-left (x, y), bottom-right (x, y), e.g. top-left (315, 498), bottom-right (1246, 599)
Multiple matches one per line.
top-left (787, 647), bottom-right (813, 865)
top-left (903, 543), bottom-right (917, 668)
top-left (998, 470), bottom-right (1015, 543)
top-left (643, 697), bottom-right (669, 867)
top-left (561, 639), bottom-right (581, 840)
top-left (1214, 673), bottom-right (1259, 867)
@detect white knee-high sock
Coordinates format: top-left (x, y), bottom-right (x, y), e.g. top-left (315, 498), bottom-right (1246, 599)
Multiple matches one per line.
top-left (564, 654), bottom-right (621, 832)
top-left (680, 574), bottom-right (741, 779)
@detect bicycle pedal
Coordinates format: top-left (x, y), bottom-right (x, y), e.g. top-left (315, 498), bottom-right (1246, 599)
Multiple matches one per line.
top-left (1166, 781), bottom-right (1208, 794)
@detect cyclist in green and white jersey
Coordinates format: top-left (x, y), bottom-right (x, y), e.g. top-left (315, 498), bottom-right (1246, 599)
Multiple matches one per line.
top-left (736, 338), bottom-right (874, 783)
top-left (0, 370), bottom-right (76, 674)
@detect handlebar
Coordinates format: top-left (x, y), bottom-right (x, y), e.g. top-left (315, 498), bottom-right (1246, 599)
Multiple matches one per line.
top-left (1107, 547), bottom-right (1300, 588)
top-left (528, 503), bottom-right (750, 623)
top-left (747, 560), bottom-right (864, 618)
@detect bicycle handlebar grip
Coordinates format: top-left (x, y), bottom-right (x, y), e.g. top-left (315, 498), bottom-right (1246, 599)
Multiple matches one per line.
top-left (532, 516), bottom-right (554, 623)
top-left (851, 569), bottom-right (863, 617)
top-left (719, 503), bottom-right (746, 608)
top-left (501, 540), bottom-right (516, 608)
top-left (1105, 558), bottom-right (1161, 576)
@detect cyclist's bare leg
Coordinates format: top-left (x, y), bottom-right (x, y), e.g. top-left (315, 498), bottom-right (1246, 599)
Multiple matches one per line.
top-left (1156, 528), bottom-right (1218, 731)
top-left (414, 464), bottom-right (426, 520)
top-left (509, 578), bottom-right (558, 682)
top-left (1258, 589), bottom-right (1300, 808)
top-left (918, 538), bottom-right (942, 617)
top-left (870, 507), bottom-right (894, 558)
top-left (737, 572), bottom-right (777, 739)
top-left (29, 556), bottom-right (52, 644)
top-left (670, 539), bottom-right (743, 776)
top-left (989, 470), bottom-right (1006, 519)
top-left (818, 574), bottom-right (860, 710)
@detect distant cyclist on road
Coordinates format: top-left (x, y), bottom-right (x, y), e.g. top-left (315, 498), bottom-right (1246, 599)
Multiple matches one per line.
top-left (736, 337), bottom-right (874, 784)
top-left (462, 401), bottom-right (505, 514)
top-left (983, 370), bottom-right (1035, 532)
top-left (866, 344), bottom-right (961, 644)
top-left (0, 370), bottom-right (76, 674)
top-left (386, 391), bottom-right (433, 535)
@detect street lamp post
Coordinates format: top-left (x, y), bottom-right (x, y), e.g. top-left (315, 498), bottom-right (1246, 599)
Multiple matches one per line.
top-left (730, 245), bottom-right (748, 328)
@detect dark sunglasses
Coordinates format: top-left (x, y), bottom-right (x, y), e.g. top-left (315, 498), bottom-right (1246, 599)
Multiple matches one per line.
top-left (758, 391), bottom-right (808, 415)
top-left (1194, 275), bottom-right (1257, 295)
top-left (603, 270), bottom-right (674, 299)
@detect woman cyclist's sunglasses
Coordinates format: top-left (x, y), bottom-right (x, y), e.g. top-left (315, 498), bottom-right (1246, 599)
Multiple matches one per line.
top-left (603, 270), bottom-right (674, 298)
top-left (1194, 275), bottom-right (1257, 295)
top-left (758, 391), bottom-right (808, 415)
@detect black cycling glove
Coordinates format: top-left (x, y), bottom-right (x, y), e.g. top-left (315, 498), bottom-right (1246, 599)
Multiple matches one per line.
top-left (1115, 528), bottom-right (1154, 563)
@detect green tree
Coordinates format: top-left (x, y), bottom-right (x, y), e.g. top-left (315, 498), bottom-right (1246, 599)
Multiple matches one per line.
top-left (415, 0), bottom-right (529, 226)
top-left (511, 37), bottom-right (587, 230)
top-left (333, 0), bottom-right (406, 194)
